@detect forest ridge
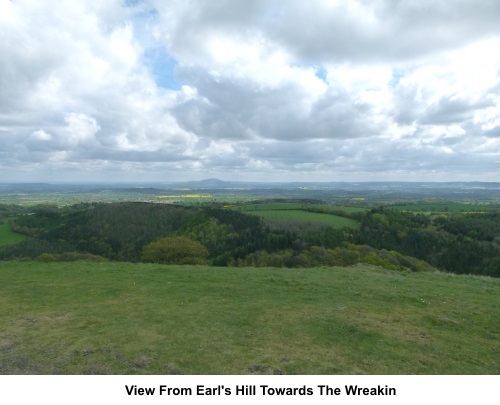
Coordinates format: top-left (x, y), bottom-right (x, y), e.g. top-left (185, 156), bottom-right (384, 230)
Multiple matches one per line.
top-left (1, 201), bottom-right (499, 277)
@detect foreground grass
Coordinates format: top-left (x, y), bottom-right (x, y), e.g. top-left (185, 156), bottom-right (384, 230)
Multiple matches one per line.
top-left (0, 261), bottom-right (498, 375)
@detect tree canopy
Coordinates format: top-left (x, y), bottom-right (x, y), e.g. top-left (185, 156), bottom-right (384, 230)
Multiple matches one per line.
top-left (142, 236), bottom-right (209, 265)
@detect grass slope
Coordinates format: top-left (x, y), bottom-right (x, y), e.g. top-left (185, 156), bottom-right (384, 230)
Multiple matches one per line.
top-left (0, 261), bottom-right (498, 375)
top-left (0, 220), bottom-right (27, 246)
top-left (234, 203), bottom-right (359, 229)
top-left (247, 209), bottom-right (359, 229)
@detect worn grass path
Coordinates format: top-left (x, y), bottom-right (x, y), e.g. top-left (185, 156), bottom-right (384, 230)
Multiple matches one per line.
top-left (0, 261), bottom-right (498, 374)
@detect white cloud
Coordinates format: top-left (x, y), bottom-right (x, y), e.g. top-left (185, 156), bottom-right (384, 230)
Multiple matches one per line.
top-left (0, 0), bottom-right (499, 181)
top-left (29, 130), bottom-right (52, 142)
top-left (63, 113), bottom-right (100, 146)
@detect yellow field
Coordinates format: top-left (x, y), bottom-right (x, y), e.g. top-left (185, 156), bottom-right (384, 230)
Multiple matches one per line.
top-left (158, 194), bottom-right (212, 198)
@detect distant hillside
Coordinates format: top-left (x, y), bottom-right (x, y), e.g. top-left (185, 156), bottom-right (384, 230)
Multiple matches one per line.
top-left (184, 178), bottom-right (229, 188)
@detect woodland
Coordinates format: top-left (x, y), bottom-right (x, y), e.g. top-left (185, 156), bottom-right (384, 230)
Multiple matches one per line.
top-left (1, 201), bottom-right (499, 277)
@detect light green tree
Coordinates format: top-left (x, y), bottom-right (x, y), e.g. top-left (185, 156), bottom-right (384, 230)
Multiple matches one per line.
top-left (142, 236), bottom-right (209, 265)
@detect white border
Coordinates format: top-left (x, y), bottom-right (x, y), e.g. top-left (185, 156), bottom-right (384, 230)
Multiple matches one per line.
top-left (1, 375), bottom-right (498, 405)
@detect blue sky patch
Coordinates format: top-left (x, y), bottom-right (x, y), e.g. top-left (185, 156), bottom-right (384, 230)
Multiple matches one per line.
top-left (144, 47), bottom-right (183, 90)
top-left (124, 0), bottom-right (143, 6)
top-left (390, 69), bottom-right (404, 88)
top-left (315, 66), bottom-right (328, 83)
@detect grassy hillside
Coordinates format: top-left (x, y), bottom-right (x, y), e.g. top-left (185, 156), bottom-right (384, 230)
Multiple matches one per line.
top-left (0, 261), bottom-right (498, 375)
top-left (0, 220), bottom-right (27, 246)
top-left (234, 202), bottom-right (359, 230)
top-left (247, 209), bottom-right (359, 229)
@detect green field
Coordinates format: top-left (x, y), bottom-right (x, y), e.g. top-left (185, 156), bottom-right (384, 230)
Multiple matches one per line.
top-left (235, 202), bottom-right (360, 229)
top-left (0, 220), bottom-right (27, 246)
top-left (249, 210), bottom-right (359, 229)
top-left (0, 261), bottom-right (498, 374)
top-left (237, 202), bottom-right (305, 211)
top-left (333, 206), bottom-right (368, 213)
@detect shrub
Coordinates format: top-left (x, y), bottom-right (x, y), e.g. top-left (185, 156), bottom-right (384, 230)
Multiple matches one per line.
top-left (142, 237), bottom-right (209, 265)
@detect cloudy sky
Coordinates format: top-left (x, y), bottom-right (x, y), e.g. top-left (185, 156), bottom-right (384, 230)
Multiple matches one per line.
top-left (1, 0), bottom-right (500, 182)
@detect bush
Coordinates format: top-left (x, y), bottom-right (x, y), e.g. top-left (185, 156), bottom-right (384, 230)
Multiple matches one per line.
top-left (142, 237), bottom-right (209, 265)
top-left (35, 252), bottom-right (108, 262)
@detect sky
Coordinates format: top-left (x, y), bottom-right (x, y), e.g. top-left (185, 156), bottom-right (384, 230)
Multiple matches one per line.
top-left (1, 0), bottom-right (500, 183)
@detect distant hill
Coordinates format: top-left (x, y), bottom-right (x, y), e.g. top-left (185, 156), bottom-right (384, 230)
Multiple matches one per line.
top-left (185, 178), bottom-right (228, 187)
top-left (2, 180), bottom-right (500, 191)
top-left (166, 179), bottom-right (500, 193)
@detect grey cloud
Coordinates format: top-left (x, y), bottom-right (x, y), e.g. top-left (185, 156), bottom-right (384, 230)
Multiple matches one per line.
top-left (305, 90), bottom-right (377, 138)
top-left (392, 83), bottom-right (422, 125)
top-left (239, 135), bottom-right (499, 179)
top-left (268, 0), bottom-right (500, 63)
top-left (393, 82), bottom-right (498, 128)
top-left (420, 98), bottom-right (494, 125)
top-left (202, 153), bottom-right (249, 169)
top-left (1, 0), bottom-right (499, 182)
top-left (248, 140), bottom-right (335, 164)
top-left (329, 139), bottom-right (497, 176)
top-left (153, 0), bottom-right (271, 61)
top-left (484, 126), bottom-right (500, 138)
top-left (173, 67), bottom-right (379, 141)
top-left (156, 0), bottom-right (500, 64)
top-left (172, 97), bottom-right (251, 140)
top-left (75, 148), bottom-right (193, 163)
